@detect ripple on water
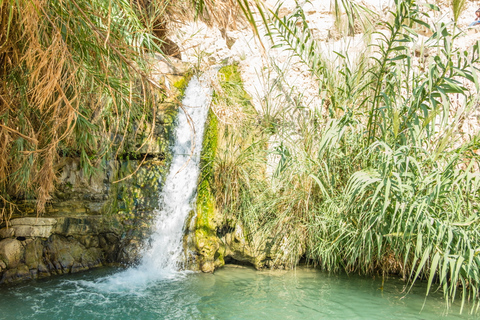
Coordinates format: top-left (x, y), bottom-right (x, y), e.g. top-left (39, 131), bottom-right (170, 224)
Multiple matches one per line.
top-left (0, 266), bottom-right (475, 320)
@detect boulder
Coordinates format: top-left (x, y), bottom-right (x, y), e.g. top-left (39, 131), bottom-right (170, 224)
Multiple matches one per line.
top-left (0, 239), bottom-right (24, 268)
top-left (0, 218), bottom-right (57, 239)
top-left (14, 225), bottom-right (53, 238)
top-left (2, 265), bottom-right (32, 283)
top-left (24, 239), bottom-right (44, 270)
top-left (0, 228), bottom-right (14, 238)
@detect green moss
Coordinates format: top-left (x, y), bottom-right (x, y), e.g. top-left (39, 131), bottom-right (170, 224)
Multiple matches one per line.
top-left (172, 71), bottom-right (193, 100)
top-left (103, 159), bottom-right (168, 234)
top-left (215, 64), bottom-right (255, 114)
top-left (193, 64), bottom-right (261, 271)
top-left (173, 73), bottom-right (190, 92)
top-left (194, 109), bottom-right (223, 270)
top-left (218, 64), bottom-right (241, 83)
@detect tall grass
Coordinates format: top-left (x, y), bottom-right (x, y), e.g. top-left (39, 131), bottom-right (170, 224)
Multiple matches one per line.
top-left (214, 0), bottom-right (480, 312)
top-left (451, 0), bottom-right (468, 23)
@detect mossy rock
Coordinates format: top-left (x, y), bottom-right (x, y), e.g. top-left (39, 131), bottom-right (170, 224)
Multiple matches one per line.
top-left (194, 109), bottom-right (224, 272)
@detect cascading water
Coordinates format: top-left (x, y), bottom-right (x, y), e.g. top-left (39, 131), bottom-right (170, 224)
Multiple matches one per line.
top-left (139, 74), bottom-right (212, 274)
top-left (93, 72), bottom-right (214, 291)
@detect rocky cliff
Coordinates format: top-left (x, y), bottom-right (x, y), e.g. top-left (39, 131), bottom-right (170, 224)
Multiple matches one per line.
top-left (0, 57), bottom-right (188, 284)
top-left (0, 157), bottom-right (170, 284)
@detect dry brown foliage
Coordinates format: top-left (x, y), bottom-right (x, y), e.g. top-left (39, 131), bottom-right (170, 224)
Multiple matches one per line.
top-left (0, 0), bottom-right (163, 215)
top-left (0, 0), bottom-right (245, 218)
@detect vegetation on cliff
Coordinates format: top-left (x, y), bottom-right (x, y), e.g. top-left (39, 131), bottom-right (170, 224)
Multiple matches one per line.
top-left (0, 0), bottom-right (239, 217)
top-left (209, 0), bottom-right (480, 312)
top-left (0, 0), bottom-right (163, 215)
top-left (1, 0), bottom-right (480, 312)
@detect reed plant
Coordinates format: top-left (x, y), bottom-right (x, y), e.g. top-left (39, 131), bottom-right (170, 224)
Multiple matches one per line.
top-left (0, 0), bottom-right (169, 215)
top-left (451, 0), bottom-right (468, 23)
top-left (216, 0), bottom-right (480, 312)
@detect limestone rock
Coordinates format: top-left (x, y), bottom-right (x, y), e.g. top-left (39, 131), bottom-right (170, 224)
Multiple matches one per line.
top-left (45, 235), bottom-right (78, 272)
top-left (156, 58), bottom-right (186, 75)
top-left (201, 261), bottom-right (215, 273)
top-left (0, 218), bottom-right (56, 239)
top-left (53, 216), bottom-right (100, 236)
top-left (57, 158), bottom-right (107, 198)
top-left (223, 223), bottom-right (266, 268)
top-left (0, 154), bottom-right (165, 284)
top-left (0, 228), bottom-right (14, 238)
top-left (0, 239), bottom-right (24, 268)
top-left (10, 217), bottom-right (57, 226)
top-left (43, 235), bottom-right (105, 275)
top-left (2, 265), bottom-right (32, 283)
top-left (467, 26), bottom-right (480, 35)
top-left (14, 225), bottom-right (53, 238)
top-left (37, 262), bottom-right (51, 278)
top-left (24, 239), bottom-right (43, 269)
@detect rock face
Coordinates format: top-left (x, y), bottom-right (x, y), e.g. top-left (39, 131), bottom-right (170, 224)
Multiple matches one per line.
top-left (0, 60), bottom-right (191, 284)
top-left (0, 157), bottom-right (170, 284)
top-left (0, 95), bottom-right (180, 284)
top-left (187, 108), bottom-right (304, 273)
top-left (188, 216), bottom-right (305, 273)
top-left (0, 219), bottom-right (112, 283)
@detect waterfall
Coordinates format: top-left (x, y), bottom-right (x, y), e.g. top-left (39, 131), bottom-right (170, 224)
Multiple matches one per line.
top-left (140, 74), bottom-right (212, 273)
top-left (94, 73), bottom-right (213, 291)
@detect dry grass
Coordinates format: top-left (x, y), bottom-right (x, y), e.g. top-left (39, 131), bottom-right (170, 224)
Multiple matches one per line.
top-left (0, 0), bottom-right (161, 214)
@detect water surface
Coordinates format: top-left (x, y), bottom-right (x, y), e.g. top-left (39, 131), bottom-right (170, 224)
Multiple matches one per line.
top-left (0, 265), bottom-right (473, 319)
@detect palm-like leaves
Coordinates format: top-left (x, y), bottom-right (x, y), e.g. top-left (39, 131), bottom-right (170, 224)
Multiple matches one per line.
top-left (218, 0), bottom-right (480, 311)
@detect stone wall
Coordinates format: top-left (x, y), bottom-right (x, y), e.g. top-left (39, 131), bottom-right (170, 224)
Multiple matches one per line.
top-left (0, 217), bottom-right (119, 283)
top-left (0, 157), bottom-right (169, 284)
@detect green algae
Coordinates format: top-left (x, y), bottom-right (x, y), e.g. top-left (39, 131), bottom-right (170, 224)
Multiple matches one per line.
top-left (213, 64), bottom-right (253, 112)
top-left (194, 109), bottom-right (222, 271)
top-left (172, 71), bottom-right (193, 96)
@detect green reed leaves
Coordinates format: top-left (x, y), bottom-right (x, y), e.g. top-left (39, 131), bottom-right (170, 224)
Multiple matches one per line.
top-left (215, 0), bottom-right (480, 312)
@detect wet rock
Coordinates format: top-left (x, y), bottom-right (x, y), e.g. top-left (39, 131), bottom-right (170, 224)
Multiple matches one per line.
top-left (2, 265), bottom-right (31, 283)
top-left (99, 235), bottom-right (108, 248)
top-left (79, 235), bottom-right (99, 248)
top-left (37, 262), bottom-right (51, 278)
top-left (45, 235), bottom-right (76, 272)
top-left (104, 232), bottom-right (119, 244)
top-left (16, 265), bottom-right (31, 280)
top-left (82, 248), bottom-right (103, 267)
top-left (71, 262), bottom-right (88, 273)
top-left (201, 261), bottom-right (215, 273)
